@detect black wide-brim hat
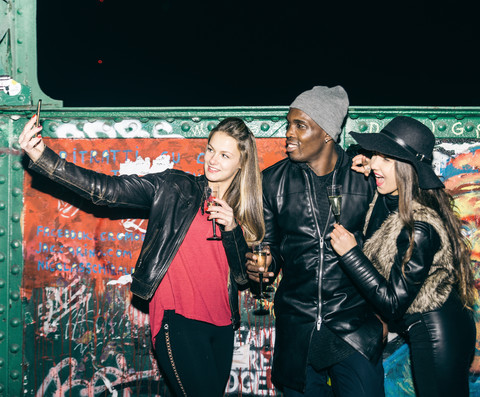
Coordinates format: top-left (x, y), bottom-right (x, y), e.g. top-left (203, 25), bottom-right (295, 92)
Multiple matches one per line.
top-left (350, 116), bottom-right (444, 189)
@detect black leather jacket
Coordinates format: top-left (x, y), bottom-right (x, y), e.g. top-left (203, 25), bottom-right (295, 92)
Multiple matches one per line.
top-left (29, 147), bottom-right (249, 329)
top-left (262, 146), bottom-right (383, 391)
top-left (340, 222), bottom-right (440, 329)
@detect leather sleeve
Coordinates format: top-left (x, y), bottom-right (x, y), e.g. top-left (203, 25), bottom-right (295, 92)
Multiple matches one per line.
top-left (29, 146), bottom-right (158, 209)
top-left (221, 224), bottom-right (250, 289)
top-left (339, 221), bottom-right (441, 321)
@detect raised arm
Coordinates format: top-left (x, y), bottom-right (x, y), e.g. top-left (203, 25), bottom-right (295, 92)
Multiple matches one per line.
top-left (19, 115), bottom-right (157, 209)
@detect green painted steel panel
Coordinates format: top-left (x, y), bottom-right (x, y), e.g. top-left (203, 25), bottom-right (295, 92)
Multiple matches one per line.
top-left (1, 105), bottom-right (480, 397)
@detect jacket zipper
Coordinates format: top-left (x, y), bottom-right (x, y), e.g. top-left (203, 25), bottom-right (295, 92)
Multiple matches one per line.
top-left (303, 168), bottom-right (337, 331)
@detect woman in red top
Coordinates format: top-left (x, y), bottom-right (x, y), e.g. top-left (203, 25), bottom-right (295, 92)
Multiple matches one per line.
top-left (20, 116), bottom-right (265, 396)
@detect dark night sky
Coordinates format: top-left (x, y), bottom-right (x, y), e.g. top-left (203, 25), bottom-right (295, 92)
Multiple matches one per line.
top-left (37, 0), bottom-right (479, 108)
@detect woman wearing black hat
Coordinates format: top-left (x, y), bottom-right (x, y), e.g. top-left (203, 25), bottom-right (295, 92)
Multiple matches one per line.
top-left (330, 116), bottom-right (476, 397)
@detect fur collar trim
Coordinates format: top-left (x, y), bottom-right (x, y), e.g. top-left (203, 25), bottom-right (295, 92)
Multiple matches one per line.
top-left (363, 198), bottom-right (454, 314)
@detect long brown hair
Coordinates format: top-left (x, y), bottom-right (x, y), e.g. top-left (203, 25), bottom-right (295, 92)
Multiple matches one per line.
top-left (394, 160), bottom-right (476, 307)
top-left (208, 118), bottom-right (265, 244)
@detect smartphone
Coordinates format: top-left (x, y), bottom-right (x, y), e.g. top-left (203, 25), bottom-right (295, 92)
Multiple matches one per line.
top-left (35, 99), bottom-right (42, 128)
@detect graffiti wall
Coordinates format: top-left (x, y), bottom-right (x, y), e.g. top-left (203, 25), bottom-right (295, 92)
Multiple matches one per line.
top-left (22, 135), bottom-right (480, 396)
top-left (22, 137), bottom-right (286, 396)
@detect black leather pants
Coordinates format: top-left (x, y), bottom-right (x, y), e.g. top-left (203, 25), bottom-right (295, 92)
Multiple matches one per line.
top-left (405, 292), bottom-right (475, 397)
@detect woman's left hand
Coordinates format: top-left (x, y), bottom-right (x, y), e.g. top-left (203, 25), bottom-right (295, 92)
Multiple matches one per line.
top-left (351, 154), bottom-right (372, 177)
top-left (208, 198), bottom-right (237, 231)
top-left (330, 224), bottom-right (358, 256)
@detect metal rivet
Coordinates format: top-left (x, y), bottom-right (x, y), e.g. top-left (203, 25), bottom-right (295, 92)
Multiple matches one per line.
top-left (17, 38), bottom-right (23, 44)
top-left (11, 265), bottom-right (20, 275)
top-left (207, 122), bottom-right (216, 131)
top-left (11, 240), bottom-right (21, 249)
top-left (0, 358), bottom-right (4, 367)
top-left (437, 122), bottom-right (447, 132)
top-left (376, 114), bottom-right (386, 120)
top-left (11, 213), bottom-right (21, 222)
top-left (0, 383), bottom-right (4, 392)
top-left (0, 227), bottom-right (5, 236)
top-left (261, 123), bottom-right (270, 132)
top-left (166, 118), bottom-right (175, 123)
top-left (10, 369), bottom-right (20, 379)
top-left (181, 123), bottom-right (191, 132)
top-left (10, 291), bottom-right (20, 301)
top-left (12, 188), bottom-right (22, 197)
top-left (48, 123), bottom-right (58, 132)
top-left (465, 123), bottom-right (474, 133)
top-left (192, 117), bottom-right (201, 122)
top-left (0, 253), bottom-right (5, 262)
top-left (0, 175), bottom-right (5, 184)
top-left (0, 279), bottom-right (4, 288)
top-left (10, 318), bottom-right (20, 327)
top-left (0, 305), bottom-right (5, 314)
top-left (0, 331), bottom-right (4, 341)
top-left (12, 161), bottom-right (22, 171)
top-left (455, 114), bottom-right (465, 120)
top-left (271, 117), bottom-right (279, 122)
top-left (349, 114), bottom-right (359, 120)
top-left (427, 114), bottom-right (438, 120)
top-left (245, 117), bottom-right (253, 122)
top-left (358, 122), bottom-right (368, 132)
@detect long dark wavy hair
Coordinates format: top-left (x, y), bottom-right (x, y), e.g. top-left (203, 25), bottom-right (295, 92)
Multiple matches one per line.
top-left (207, 117), bottom-right (265, 244)
top-left (395, 160), bottom-right (476, 308)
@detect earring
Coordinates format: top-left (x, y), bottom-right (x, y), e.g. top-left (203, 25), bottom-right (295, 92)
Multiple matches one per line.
top-left (325, 137), bottom-right (332, 143)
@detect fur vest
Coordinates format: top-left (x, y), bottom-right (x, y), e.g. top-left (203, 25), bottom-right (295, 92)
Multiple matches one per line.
top-left (363, 196), bottom-right (455, 314)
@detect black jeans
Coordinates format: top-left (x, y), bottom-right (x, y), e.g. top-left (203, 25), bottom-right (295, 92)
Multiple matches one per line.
top-left (283, 352), bottom-right (385, 397)
top-left (406, 292), bottom-right (475, 397)
top-left (154, 311), bottom-right (234, 397)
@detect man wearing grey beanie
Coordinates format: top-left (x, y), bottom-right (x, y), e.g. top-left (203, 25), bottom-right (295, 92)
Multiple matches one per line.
top-left (246, 86), bottom-right (385, 396)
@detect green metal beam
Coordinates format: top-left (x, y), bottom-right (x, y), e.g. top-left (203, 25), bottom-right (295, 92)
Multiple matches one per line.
top-left (0, 0), bottom-right (62, 107)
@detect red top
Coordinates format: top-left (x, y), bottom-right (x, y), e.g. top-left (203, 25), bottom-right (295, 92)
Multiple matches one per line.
top-left (149, 209), bottom-right (231, 344)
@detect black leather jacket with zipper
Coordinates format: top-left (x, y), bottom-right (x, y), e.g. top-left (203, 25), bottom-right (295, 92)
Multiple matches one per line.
top-left (262, 146), bottom-right (383, 391)
top-left (29, 147), bottom-right (249, 329)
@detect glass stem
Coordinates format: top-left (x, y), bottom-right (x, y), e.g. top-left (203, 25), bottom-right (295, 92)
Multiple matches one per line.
top-left (258, 272), bottom-right (264, 298)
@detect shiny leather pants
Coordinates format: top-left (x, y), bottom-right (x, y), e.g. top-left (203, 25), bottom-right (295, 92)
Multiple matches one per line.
top-left (405, 292), bottom-right (475, 397)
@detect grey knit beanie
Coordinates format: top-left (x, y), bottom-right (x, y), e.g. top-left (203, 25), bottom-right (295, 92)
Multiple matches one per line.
top-left (289, 85), bottom-right (349, 141)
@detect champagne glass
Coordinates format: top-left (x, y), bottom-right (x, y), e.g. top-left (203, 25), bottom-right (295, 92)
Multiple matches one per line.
top-left (327, 184), bottom-right (342, 223)
top-left (252, 242), bottom-right (270, 316)
top-left (205, 185), bottom-right (222, 241)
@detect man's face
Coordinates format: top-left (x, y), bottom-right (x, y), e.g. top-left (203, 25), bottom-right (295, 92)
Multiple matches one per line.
top-left (285, 108), bottom-right (327, 164)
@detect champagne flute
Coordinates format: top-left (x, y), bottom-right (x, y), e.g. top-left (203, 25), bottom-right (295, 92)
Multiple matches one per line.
top-left (205, 185), bottom-right (222, 241)
top-left (252, 242), bottom-right (270, 316)
top-left (327, 184), bottom-right (342, 223)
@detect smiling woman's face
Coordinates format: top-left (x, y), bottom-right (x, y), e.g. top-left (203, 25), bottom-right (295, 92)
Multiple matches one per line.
top-left (204, 130), bottom-right (241, 192)
top-left (370, 154), bottom-right (398, 195)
